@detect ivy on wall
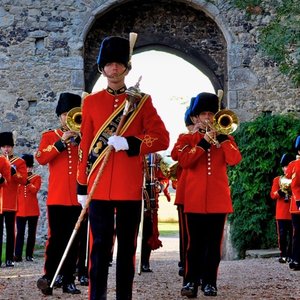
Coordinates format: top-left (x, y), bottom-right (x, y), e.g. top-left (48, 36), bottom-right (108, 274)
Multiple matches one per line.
top-left (232, 0), bottom-right (300, 87)
top-left (228, 113), bottom-right (300, 258)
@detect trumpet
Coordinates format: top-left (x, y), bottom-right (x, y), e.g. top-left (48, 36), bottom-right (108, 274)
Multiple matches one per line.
top-left (66, 107), bottom-right (82, 132)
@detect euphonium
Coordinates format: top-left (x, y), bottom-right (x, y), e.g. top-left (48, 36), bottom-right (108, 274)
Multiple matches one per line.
top-left (66, 107), bottom-right (82, 132)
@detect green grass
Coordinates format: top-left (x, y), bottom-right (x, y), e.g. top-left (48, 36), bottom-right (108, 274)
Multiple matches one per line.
top-left (1, 243), bottom-right (44, 261)
top-left (158, 222), bottom-right (179, 237)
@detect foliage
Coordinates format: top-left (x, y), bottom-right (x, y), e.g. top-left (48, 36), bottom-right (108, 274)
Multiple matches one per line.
top-left (231, 0), bottom-right (300, 87)
top-left (228, 113), bottom-right (300, 258)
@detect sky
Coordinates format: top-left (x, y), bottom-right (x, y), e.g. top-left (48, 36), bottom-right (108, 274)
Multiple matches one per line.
top-left (93, 50), bottom-right (214, 153)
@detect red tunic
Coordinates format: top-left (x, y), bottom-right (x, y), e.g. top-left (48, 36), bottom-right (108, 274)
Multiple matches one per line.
top-left (17, 173), bottom-right (41, 217)
top-left (0, 156), bottom-right (11, 187)
top-left (270, 176), bottom-right (292, 220)
top-left (174, 132), bottom-right (242, 213)
top-left (35, 129), bottom-right (80, 206)
top-left (77, 89), bottom-right (169, 200)
top-left (1, 156), bottom-right (27, 212)
top-left (171, 133), bottom-right (190, 206)
top-left (285, 159), bottom-right (300, 214)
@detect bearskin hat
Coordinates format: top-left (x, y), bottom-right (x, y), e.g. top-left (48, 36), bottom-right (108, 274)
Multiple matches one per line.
top-left (97, 36), bottom-right (130, 71)
top-left (0, 132), bottom-right (14, 147)
top-left (191, 92), bottom-right (219, 116)
top-left (55, 93), bottom-right (81, 117)
top-left (22, 154), bottom-right (34, 167)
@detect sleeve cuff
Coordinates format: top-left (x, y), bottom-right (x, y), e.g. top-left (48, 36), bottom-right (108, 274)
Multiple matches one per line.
top-left (216, 134), bottom-right (229, 143)
top-left (126, 136), bottom-right (142, 156)
top-left (197, 138), bottom-right (211, 150)
top-left (77, 183), bottom-right (88, 195)
top-left (54, 140), bottom-right (66, 152)
top-left (0, 177), bottom-right (4, 184)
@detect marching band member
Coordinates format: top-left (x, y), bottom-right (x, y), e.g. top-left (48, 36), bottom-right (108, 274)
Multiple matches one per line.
top-left (285, 136), bottom-right (300, 271)
top-left (270, 153), bottom-right (293, 263)
top-left (14, 154), bottom-right (42, 262)
top-left (0, 131), bottom-right (27, 267)
top-left (77, 34), bottom-right (169, 300)
top-left (177, 92), bottom-right (242, 297)
top-left (141, 153), bottom-right (169, 273)
top-left (171, 102), bottom-right (195, 282)
top-left (35, 92), bottom-right (82, 295)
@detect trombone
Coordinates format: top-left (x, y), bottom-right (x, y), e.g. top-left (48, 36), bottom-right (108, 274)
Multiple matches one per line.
top-left (196, 90), bottom-right (239, 145)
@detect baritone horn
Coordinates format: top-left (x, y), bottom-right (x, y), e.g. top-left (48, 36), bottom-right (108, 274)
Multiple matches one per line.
top-left (66, 107), bottom-right (82, 132)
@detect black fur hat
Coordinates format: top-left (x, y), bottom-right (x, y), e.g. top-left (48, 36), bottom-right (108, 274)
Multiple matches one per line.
top-left (280, 153), bottom-right (294, 167)
top-left (55, 93), bottom-right (81, 117)
top-left (191, 92), bottom-right (219, 116)
top-left (0, 132), bottom-right (14, 147)
top-left (97, 36), bottom-right (130, 71)
top-left (22, 154), bottom-right (34, 167)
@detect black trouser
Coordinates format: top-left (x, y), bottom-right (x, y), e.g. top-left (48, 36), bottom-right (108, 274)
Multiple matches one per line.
top-left (185, 213), bottom-right (226, 288)
top-left (141, 210), bottom-right (153, 267)
top-left (15, 216), bottom-right (39, 258)
top-left (291, 214), bottom-right (300, 263)
top-left (276, 219), bottom-right (293, 258)
top-left (177, 205), bottom-right (187, 270)
top-left (89, 200), bottom-right (141, 300)
top-left (0, 211), bottom-right (16, 264)
top-left (44, 205), bottom-right (81, 284)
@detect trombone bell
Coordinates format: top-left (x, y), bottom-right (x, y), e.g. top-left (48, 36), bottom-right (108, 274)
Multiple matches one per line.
top-left (66, 107), bottom-right (82, 132)
top-left (213, 109), bottom-right (239, 135)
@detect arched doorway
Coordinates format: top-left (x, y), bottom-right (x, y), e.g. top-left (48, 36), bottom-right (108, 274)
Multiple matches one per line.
top-left (83, 0), bottom-right (227, 98)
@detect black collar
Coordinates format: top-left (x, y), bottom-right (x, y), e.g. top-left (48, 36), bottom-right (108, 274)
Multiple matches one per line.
top-left (107, 86), bottom-right (126, 95)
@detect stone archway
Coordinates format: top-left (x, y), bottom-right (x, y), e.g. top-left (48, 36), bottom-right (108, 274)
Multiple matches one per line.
top-left (83, 0), bottom-right (227, 98)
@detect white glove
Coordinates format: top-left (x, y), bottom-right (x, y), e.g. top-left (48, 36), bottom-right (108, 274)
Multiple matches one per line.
top-left (77, 194), bottom-right (88, 208)
top-left (107, 136), bottom-right (129, 152)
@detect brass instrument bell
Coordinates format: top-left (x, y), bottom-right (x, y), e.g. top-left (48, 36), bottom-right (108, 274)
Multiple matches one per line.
top-left (159, 156), bottom-right (178, 181)
top-left (213, 109), bottom-right (239, 135)
top-left (66, 107), bottom-right (82, 132)
top-left (279, 176), bottom-right (292, 194)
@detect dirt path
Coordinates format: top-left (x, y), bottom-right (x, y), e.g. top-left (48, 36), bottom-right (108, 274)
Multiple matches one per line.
top-left (0, 237), bottom-right (299, 299)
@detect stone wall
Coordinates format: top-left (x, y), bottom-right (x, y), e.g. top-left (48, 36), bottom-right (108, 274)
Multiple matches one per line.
top-left (0, 0), bottom-right (299, 244)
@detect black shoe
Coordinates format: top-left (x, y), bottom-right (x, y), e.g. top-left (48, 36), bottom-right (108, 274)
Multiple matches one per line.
top-left (278, 257), bottom-right (287, 263)
top-left (53, 274), bottom-right (63, 288)
top-left (181, 282), bottom-right (198, 298)
top-left (62, 282), bottom-right (81, 294)
top-left (289, 260), bottom-right (300, 270)
top-left (141, 265), bottom-right (153, 272)
top-left (79, 275), bottom-right (89, 286)
top-left (14, 256), bottom-right (22, 262)
top-left (26, 256), bottom-right (34, 262)
top-left (37, 276), bottom-right (53, 295)
top-left (6, 260), bottom-right (14, 267)
top-left (203, 284), bottom-right (217, 296)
